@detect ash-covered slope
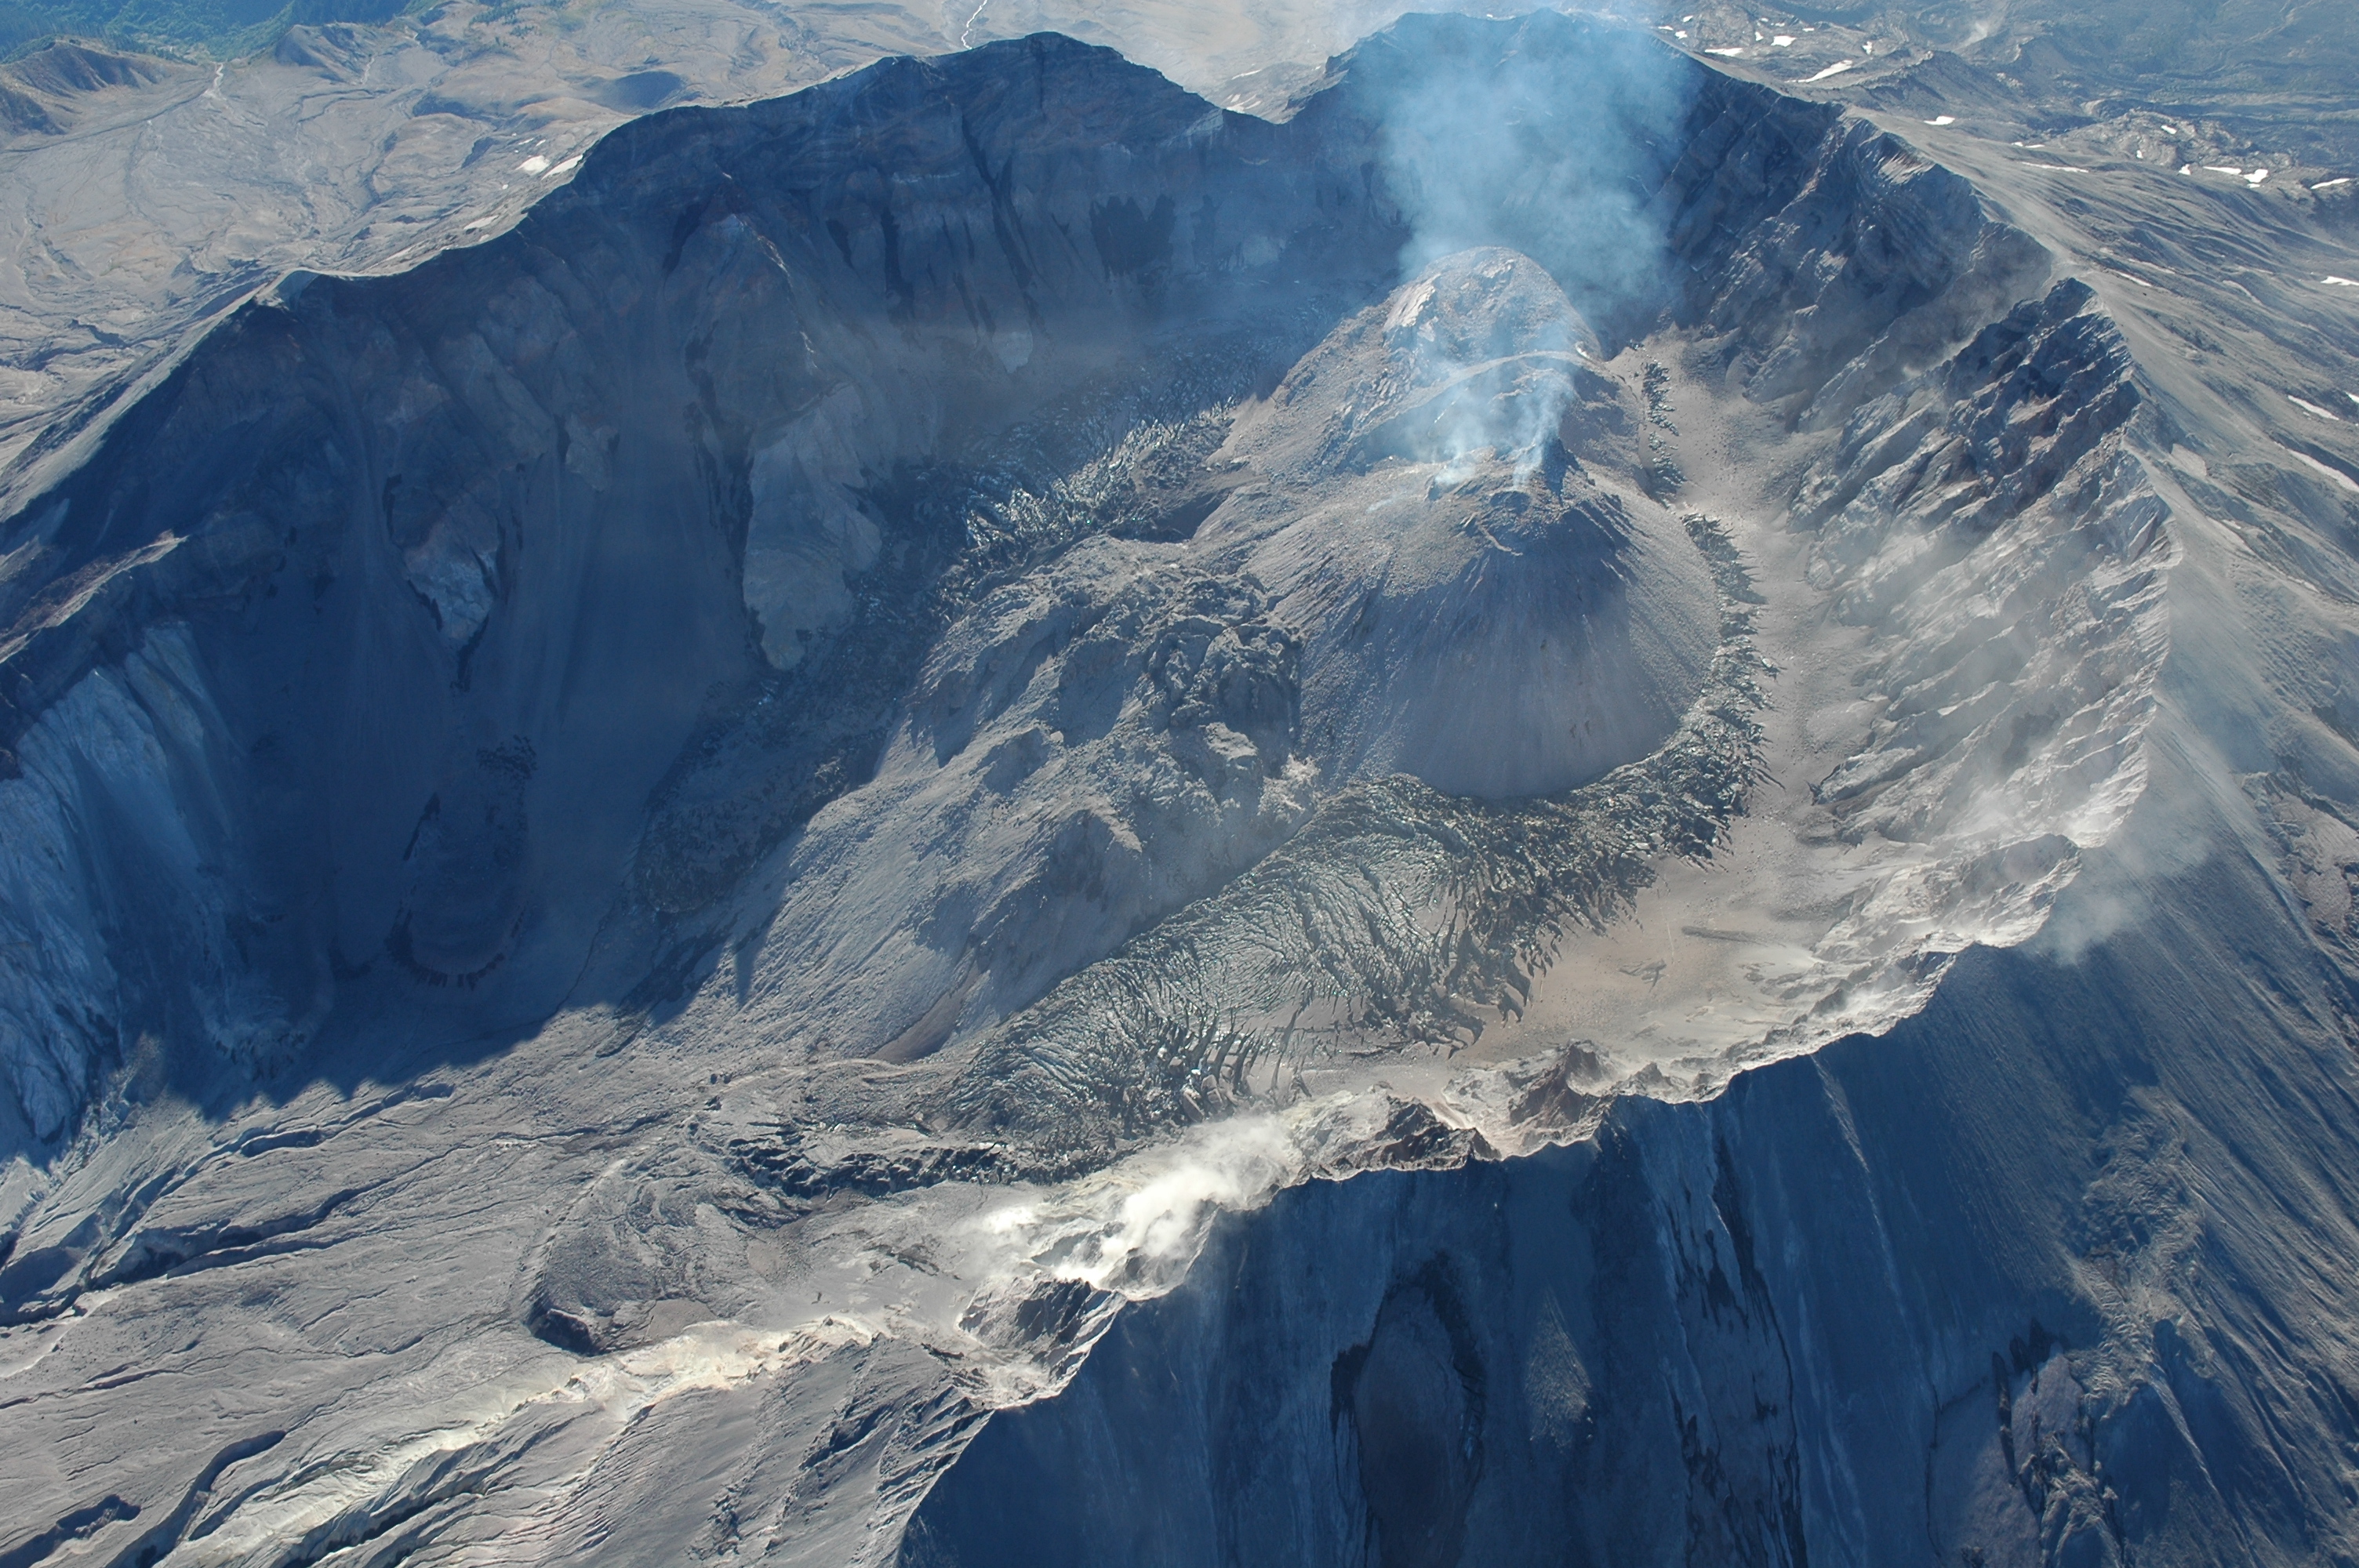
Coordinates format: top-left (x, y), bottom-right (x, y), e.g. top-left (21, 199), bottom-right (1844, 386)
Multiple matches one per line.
top-left (0, 31), bottom-right (1387, 1147)
top-left (1219, 249), bottom-right (1716, 800)
top-left (908, 815), bottom-right (2359, 1568)
top-left (0, 0), bottom-right (1485, 510)
top-left (900, 24), bottom-right (2359, 1568)
top-left (0, 9), bottom-right (2348, 1566)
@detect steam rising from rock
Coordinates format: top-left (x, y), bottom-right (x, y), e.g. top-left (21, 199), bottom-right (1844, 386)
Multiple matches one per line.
top-left (1354, 14), bottom-right (1691, 462)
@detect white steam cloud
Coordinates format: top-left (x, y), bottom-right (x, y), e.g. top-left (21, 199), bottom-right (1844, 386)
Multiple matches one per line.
top-left (1350, 13), bottom-right (1695, 471)
top-left (1372, 14), bottom-right (1692, 329)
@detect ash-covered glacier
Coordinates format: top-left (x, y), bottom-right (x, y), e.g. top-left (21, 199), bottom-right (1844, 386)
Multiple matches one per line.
top-left (0, 8), bottom-right (2354, 1566)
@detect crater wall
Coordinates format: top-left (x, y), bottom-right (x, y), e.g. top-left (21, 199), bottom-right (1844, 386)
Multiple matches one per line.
top-left (904, 765), bottom-right (2359, 1566)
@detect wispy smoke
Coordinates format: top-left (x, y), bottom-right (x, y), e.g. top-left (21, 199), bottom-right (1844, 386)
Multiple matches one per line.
top-left (1338, 13), bottom-right (1695, 474)
top-left (1368, 13), bottom-right (1693, 334)
top-left (1375, 249), bottom-right (1594, 480)
top-left (974, 1112), bottom-right (1303, 1299)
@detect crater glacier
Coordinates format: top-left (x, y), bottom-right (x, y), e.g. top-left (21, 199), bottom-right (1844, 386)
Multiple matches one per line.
top-left (2, 9), bottom-right (2354, 1566)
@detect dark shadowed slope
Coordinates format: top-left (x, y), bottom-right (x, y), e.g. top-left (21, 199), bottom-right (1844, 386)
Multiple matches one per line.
top-left (0, 9), bottom-right (2354, 1563)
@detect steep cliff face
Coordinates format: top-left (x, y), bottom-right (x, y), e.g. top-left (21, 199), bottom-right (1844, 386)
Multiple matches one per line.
top-left (932, 27), bottom-right (2161, 1160)
top-left (903, 768), bottom-right (2359, 1567)
top-left (5, 12), bottom-right (2338, 1566)
top-left (0, 33), bottom-right (1390, 1143)
top-left (0, 16), bottom-right (2088, 1151)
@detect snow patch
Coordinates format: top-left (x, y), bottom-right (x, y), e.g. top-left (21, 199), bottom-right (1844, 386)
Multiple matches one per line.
top-left (2283, 445), bottom-right (2359, 493)
top-left (1805, 58), bottom-right (1858, 82)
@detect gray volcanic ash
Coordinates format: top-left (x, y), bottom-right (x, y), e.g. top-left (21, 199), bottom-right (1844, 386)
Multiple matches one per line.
top-left (2, 7), bottom-right (2354, 1565)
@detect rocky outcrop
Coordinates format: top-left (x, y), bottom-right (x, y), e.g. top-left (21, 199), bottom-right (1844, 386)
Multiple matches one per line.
top-left (0, 9), bottom-right (2166, 1261)
top-left (0, 15), bottom-right (2252, 1566)
top-left (941, 506), bottom-right (1767, 1156)
top-left (903, 767), bottom-right (2359, 1566)
top-left (0, 32), bottom-right (1393, 1143)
